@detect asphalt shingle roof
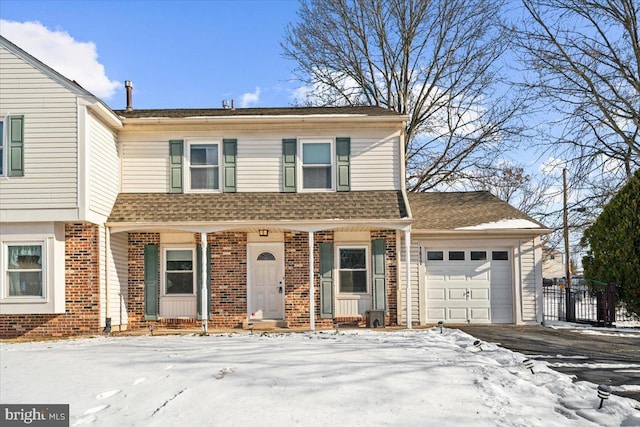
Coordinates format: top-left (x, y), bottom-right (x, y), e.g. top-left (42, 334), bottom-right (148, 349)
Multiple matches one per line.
top-left (108, 191), bottom-right (408, 224)
top-left (114, 106), bottom-right (401, 119)
top-left (408, 191), bottom-right (546, 230)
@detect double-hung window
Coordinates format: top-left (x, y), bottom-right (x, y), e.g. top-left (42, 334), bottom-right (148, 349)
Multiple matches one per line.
top-left (5, 243), bottom-right (44, 297)
top-left (301, 140), bottom-right (332, 190)
top-left (188, 142), bottom-right (219, 191)
top-left (165, 249), bottom-right (195, 295)
top-left (338, 247), bottom-right (368, 293)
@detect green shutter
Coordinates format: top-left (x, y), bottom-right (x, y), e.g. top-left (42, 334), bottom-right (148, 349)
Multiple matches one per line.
top-left (8, 115), bottom-right (24, 177)
top-left (169, 140), bottom-right (183, 193)
top-left (336, 137), bottom-right (350, 192)
top-left (197, 243), bottom-right (212, 320)
top-left (223, 139), bottom-right (237, 192)
top-left (282, 139), bottom-right (297, 192)
top-left (372, 239), bottom-right (386, 310)
top-left (144, 244), bottom-right (159, 320)
top-left (319, 242), bottom-right (334, 319)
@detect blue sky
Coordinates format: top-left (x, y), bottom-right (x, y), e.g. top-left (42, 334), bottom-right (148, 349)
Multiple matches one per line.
top-left (0, 0), bottom-right (301, 110)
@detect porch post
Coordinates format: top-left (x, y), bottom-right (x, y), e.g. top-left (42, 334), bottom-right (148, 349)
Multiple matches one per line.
top-left (200, 232), bottom-right (208, 335)
top-left (309, 231), bottom-right (315, 331)
top-left (405, 229), bottom-right (412, 329)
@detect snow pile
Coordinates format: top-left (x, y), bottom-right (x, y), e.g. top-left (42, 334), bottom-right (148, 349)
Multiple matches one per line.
top-left (1, 329), bottom-right (639, 426)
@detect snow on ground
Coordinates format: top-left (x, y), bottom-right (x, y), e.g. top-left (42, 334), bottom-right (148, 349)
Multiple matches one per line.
top-left (2, 329), bottom-right (640, 427)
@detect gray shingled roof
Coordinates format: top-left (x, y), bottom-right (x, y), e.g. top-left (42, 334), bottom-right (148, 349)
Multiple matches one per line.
top-left (408, 191), bottom-right (546, 230)
top-left (114, 106), bottom-right (401, 119)
top-left (108, 191), bottom-right (408, 224)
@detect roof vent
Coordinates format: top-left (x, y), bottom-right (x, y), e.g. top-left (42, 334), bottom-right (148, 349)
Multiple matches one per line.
top-left (222, 100), bottom-right (230, 109)
top-left (125, 80), bottom-right (133, 111)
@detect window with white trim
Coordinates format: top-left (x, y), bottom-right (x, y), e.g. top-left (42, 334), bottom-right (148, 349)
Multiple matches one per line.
top-left (164, 248), bottom-right (195, 295)
top-left (5, 242), bottom-right (45, 297)
top-left (301, 139), bottom-right (332, 190)
top-left (338, 247), bottom-right (368, 293)
top-left (187, 142), bottom-right (219, 191)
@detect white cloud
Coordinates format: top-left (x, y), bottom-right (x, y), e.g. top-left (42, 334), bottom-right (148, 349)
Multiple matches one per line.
top-left (239, 87), bottom-right (261, 107)
top-left (0, 20), bottom-right (120, 99)
top-left (540, 157), bottom-right (566, 175)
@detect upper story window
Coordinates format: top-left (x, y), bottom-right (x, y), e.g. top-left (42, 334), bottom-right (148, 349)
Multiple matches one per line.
top-left (187, 142), bottom-right (220, 191)
top-left (4, 242), bottom-right (45, 298)
top-left (301, 139), bottom-right (333, 190)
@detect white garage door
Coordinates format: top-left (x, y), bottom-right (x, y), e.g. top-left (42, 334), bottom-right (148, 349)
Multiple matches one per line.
top-left (425, 247), bottom-right (513, 324)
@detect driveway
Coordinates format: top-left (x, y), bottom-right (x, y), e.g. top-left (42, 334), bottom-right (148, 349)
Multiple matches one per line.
top-left (457, 325), bottom-right (640, 403)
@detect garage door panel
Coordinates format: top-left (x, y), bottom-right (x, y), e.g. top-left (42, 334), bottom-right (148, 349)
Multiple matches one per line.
top-left (427, 308), bottom-right (446, 320)
top-left (448, 288), bottom-right (468, 300)
top-left (469, 308), bottom-right (490, 320)
top-left (470, 288), bottom-right (489, 301)
top-left (427, 288), bottom-right (445, 300)
top-left (448, 308), bottom-right (468, 321)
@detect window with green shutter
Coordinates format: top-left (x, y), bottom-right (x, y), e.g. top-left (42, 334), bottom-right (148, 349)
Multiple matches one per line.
top-left (144, 244), bottom-right (159, 320)
top-left (6, 115), bottom-right (24, 177)
top-left (169, 140), bottom-right (183, 193)
top-left (282, 139), bottom-right (297, 192)
top-left (319, 242), bottom-right (334, 318)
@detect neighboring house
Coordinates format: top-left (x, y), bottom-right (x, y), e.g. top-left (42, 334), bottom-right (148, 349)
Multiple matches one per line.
top-left (542, 247), bottom-right (565, 281)
top-left (0, 36), bottom-right (548, 339)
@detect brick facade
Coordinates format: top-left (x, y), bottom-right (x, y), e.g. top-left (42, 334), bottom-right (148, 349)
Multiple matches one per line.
top-left (1, 227), bottom-right (400, 338)
top-left (0, 223), bottom-right (101, 339)
top-left (209, 232), bottom-right (247, 328)
top-left (127, 232), bottom-right (160, 329)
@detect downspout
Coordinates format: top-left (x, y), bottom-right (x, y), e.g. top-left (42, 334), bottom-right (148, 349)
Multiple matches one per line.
top-left (405, 228), bottom-right (412, 329)
top-left (201, 233), bottom-right (208, 335)
top-left (103, 225), bottom-right (112, 333)
top-left (309, 231), bottom-right (315, 331)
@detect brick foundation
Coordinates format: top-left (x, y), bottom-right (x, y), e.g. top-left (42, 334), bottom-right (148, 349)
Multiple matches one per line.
top-left (0, 223), bottom-right (101, 339)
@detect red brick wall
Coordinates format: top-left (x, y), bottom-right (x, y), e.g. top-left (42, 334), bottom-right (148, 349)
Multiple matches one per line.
top-left (371, 229), bottom-right (398, 326)
top-left (0, 223), bottom-right (101, 339)
top-left (209, 232), bottom-right (247, 328)
top-left (127, 232), bottom-right (160, 329)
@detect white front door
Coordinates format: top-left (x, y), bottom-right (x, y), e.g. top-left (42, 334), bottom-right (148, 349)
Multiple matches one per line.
top-left (248, 243), bottom-right (284, 320)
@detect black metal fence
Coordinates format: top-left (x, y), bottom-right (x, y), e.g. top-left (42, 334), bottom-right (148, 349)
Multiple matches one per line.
top-left (543, 282), bottom-right (616, 326)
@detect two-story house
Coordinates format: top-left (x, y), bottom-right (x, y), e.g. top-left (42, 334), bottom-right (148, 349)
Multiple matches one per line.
top-left (0, 36), bottom-right (548, 339)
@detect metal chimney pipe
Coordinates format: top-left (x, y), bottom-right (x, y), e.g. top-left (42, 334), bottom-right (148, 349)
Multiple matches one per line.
top-left (125, 80), bottom-right (133, 111)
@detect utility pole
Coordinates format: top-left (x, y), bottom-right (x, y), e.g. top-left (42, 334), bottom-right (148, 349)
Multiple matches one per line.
top-left (563, 168), bottom-right (574, 322)
top-left (563, 168), bottom-right (572, 290)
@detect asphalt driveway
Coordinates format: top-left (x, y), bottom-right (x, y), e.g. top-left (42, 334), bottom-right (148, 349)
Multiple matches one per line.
top-left (457, 325), bottom-right (640, 403)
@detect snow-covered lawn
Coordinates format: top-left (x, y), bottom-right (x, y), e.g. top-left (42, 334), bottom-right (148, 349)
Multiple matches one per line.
top-left (2, 329), bottom-right (639, 426)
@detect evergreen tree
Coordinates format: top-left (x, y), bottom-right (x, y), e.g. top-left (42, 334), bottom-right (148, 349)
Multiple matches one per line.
top-left (581, 170), bottom-right (640, 315)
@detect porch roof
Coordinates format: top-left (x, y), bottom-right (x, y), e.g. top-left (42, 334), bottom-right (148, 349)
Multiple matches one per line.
top-left (107, 191), bottom-right (409, 225)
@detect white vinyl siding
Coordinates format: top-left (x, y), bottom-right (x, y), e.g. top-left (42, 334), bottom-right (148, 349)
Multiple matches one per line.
top-left (108, 232), bottom-right (129, 328)
top-left (120, 129), bottom-right (402, 193)
top-left (88, 113), bottom-right (119, 217)
top-left (398, 239), bottom-right (421, 326)
top-left (519, 239), bottom-right (538, 322)
top-left (120, 139), bottom-right (170, 192)
top-left (0, 45), bottom-right (78, 209)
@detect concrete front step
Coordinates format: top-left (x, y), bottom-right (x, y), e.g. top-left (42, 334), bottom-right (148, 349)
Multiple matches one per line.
top-left (242, 320), bottom-right (289, 330)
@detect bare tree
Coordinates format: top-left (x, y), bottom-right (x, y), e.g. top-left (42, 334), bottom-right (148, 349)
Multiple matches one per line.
top-left (282, 0), bottom-right (524, 191)
top-left (452, 165), bottom-right (556, 216)
top-left (511, 0), bottom-right (640, 209)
